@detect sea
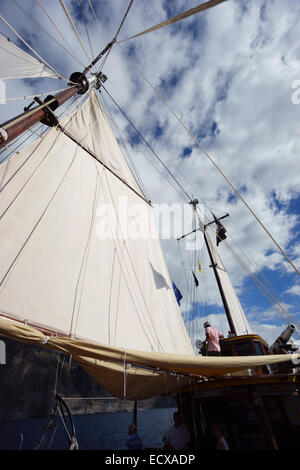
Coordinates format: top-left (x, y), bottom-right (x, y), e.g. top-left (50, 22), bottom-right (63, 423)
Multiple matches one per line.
top-left (0, 407), bottom-right (177, 451)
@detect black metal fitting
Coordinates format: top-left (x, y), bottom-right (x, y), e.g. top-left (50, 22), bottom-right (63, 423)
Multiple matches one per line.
top-left (69, 72), bottom-right (89, 95)
top-left (34, 97), bottom-right (59, 127)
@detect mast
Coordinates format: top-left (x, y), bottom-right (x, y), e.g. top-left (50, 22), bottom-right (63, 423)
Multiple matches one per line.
top-left (0, 81), bottom-right (84, 148)
top-left (0, 40), bottom-right (115, 149)
top-left (203, 227), bottom-right (237, 336)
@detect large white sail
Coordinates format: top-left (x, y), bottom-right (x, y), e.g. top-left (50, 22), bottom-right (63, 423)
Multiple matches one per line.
top-left (1, 88), bottom-right (296, 401)
top-left (205, 231), bottom-right (252, 336)
top-left (0, 33), bottom-right (58, 80)
top-left (0, 89), bottom-right (193, 356)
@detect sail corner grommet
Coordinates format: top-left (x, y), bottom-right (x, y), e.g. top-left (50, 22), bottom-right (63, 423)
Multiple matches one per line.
top-left (69, 72), bottom-right (89, 95)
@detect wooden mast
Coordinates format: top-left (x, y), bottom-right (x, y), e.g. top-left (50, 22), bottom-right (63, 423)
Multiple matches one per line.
top-left (0, 41), bottom-right (115, 149)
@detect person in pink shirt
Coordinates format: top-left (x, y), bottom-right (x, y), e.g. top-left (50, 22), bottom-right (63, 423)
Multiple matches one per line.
top-left (204, 321), bottom-right (224, 356)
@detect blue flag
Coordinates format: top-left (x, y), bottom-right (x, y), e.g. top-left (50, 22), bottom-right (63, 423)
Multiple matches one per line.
top-left (172, 282), bottom-right (183, 305)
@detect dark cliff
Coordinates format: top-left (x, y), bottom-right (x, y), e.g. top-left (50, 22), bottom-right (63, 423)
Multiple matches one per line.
top-left (0, 337), bottom-right (175, 422)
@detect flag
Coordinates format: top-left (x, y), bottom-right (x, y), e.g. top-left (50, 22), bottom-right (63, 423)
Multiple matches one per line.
top-left (212, 212), bottom-right (227, 246)
top-left (192, 271), bottom-right (199, 287)
top-left (172, 282), bottom-right (183, 305)
top-left (198, 259), bottom-right (203, 273)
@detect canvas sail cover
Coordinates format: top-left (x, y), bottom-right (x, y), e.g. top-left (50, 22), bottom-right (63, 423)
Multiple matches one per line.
top-left (205, 231), bottom-right (252, 335)
top-left (0, 33), bottom-right (58, 80)
top-left (0, 318), bottom-right (298, 400)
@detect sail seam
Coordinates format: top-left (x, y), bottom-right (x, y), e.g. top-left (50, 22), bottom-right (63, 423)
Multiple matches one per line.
top-left (69, 164), bottom-right (105, 338)
top-left (103, 170), bottom-right (164, 352)
top-left (101, 172), bottom-right (159, 351)
top-left (0, 15), bottom-right (70, 83)
top-left (0, 144), bottom-right (79, 291)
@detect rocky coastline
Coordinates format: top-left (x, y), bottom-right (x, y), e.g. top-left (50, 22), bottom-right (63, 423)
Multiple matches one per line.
top-left (0, 337), bottom-right (175, 422)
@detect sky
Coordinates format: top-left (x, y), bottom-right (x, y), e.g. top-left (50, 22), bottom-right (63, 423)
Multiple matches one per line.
top-left (0, 0), bottom-right (300, 349)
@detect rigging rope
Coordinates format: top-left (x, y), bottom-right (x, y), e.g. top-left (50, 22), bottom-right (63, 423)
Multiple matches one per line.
top-left (78, 0), bottom-right (95, 62)
top-left (99, 94), bottom-right (187, 202)
top-left (115, 0), bottom-right (134, 39)
top-left (117, 0), bottom-right (227, 44)
top-left (35, 0), bottom-right (86, 69)
top-left (118, 43), bottom-right (300, 278)
top-left (2, 87), bottom-right (70, 103)
top-left (58, 0), bottom-right (92, 64)
top-left (100, 174), bottom-right (161, 351)
top-left (0, 141), bottom-right (80, 291)
top-left (102, 168), bottom-right (164, 352)
top-left (87, 0), bottom-right (102, 35)
top-left (0, 14), bottom-right (70, 83)
top-left (102, 85), bottom-right (192, 203)
top-left (11, 0), bottom-right (85, 70)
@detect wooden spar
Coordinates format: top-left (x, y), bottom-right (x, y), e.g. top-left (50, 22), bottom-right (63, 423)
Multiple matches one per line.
top-left (0, 39), bottom-right (117, 149)
top-left (0, 84), bottom-right (81, 149)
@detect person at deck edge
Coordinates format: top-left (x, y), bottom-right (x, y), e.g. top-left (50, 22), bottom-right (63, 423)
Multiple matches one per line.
top-left (204, 321), bottom-right (224, 356)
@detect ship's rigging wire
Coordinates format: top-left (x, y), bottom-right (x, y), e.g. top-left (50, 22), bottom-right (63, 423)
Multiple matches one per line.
top-left (78, 0), bottom-right (95, 64)
top-left (11, 0), bottom-right (86, 70)
top-left (100, 93), bottom-right (188, 202)
top-left (58, 0), bottom-right (92, 64)
top-left (2, 86), bottom-right (71, 103)
top-left (222, 240), bottom-right (300, 337)
top-left (0, 142), bottom-right (80, 292)
top-left (99, 93), bottom-right (189, 203)
top-left (118, 43), bottom-right (300, 278)
top-left (69, 165), bottom-right (104, 339)
top-left (87, 0), bottom-right (102, 36)
top-left (0, 92), bottom-right (88, 192)
top-left (100, 93), bottom-right (150, 202)
top-left (117, 0), bottom-right (227, 44)
top-left (0, 0), bottom-right (298, 352)
top-left (0, 94), bottom-right (82, 165)
top-left (100, 76), bottom-right (300, 340)
top-left (100, 171), bottom-right (162, 351)
top-left (35, 0), bottom-right (86, 69)
top-left (103, 168), bottom-right (165, 352)
top-left (0, 14), bottom-right (72, 84)
top-left (194, 208), bottom-right (300, 337)
top-left (101, 84), bottom-right (193, 203)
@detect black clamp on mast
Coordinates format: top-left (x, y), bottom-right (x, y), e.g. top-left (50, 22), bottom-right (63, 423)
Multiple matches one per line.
top-left (0, 38), bottom-right (115, 149)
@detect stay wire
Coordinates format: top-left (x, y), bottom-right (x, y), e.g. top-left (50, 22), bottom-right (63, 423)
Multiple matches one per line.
top-left (101, 85), bottom-right (192, 203)
top-left (35, 0), bottom-right (86, 69)
top-left (118, 42), bottom-right (300, 278)
top-left (99, 93), bottom-right (186, 203)
top-left (11, 0), bottom-right (84, 69)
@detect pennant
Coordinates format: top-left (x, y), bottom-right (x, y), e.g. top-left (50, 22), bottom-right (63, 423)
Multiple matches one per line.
top-left (192, 271), bottom-right (199, 287)
top-left (198, 259), bottom-right (203, 273)
top-left (172, 282), bottom-right (183, 305)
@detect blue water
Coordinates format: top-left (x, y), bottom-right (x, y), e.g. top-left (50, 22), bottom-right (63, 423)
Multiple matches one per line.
top-left (0, 407), bottom-right (177, 450)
